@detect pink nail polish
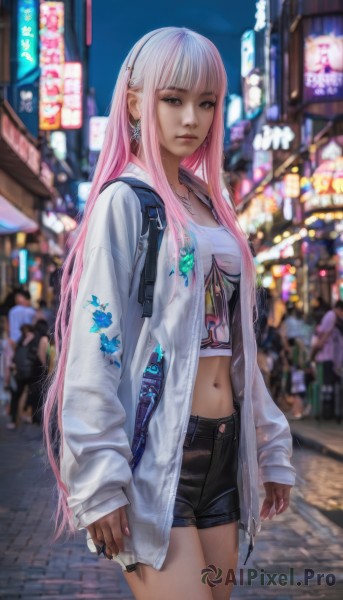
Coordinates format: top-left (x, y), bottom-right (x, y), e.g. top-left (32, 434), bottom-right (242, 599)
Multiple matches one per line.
top-left (125, 526), bottom-right (131, 536)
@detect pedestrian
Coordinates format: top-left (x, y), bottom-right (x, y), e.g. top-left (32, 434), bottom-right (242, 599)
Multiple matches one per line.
top-left (284, 337), bottom-right (310, 419)
top-left (257, 320), bottom-right (284, 404)
top-left (44, 27), bottom-right (296, 600)
top-left (6, 323), bottom-right (38, 429)
top-left (0, 316), bottom-right (13, 415)
top-left (34, 299), bottom-right (55, 332)
top-left (280, 305), bottom-right (307, 347)
top-left (8, 289), bottom-right (36, 346)
top-left (0, 289), bottom-right (17, 317)
top-left (311, 295), bottom-right (331, 325)
top-left (25, 319), bottom-right (50, 425)
top-left (311, 300), bottom-right (343, 419)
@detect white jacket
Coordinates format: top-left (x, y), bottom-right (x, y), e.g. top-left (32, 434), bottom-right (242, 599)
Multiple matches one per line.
top-left (61, 161), bottom-right (296, 570)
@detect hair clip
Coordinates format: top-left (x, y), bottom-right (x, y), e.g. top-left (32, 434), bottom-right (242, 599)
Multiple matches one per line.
top-left (125, 31), bottom-right (161, 85)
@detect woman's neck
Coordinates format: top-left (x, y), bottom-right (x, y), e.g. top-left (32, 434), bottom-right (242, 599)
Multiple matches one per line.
top-left (160, 153), bottom-right (182, 188)
top-left (132, 148), bottom-right (181, 188)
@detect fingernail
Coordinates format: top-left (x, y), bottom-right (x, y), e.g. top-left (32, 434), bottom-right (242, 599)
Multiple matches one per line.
top-left (125, 526), bottom-right (131, 536)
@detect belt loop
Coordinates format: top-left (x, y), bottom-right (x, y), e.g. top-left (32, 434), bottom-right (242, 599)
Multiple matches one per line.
top-left (189, 416), bottom-right (199, 446)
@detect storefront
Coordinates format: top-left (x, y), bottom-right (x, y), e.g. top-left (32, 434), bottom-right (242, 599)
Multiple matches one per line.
top-left (300, 142), bottom-right (343, 306)
top-left (0, 100), bottom-right (55, 300)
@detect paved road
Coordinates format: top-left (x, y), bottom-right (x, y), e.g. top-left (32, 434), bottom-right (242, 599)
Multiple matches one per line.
top-left (0, 419), bottom-right (342, 599)
top-left (233, 446), bottom-right (343, 599)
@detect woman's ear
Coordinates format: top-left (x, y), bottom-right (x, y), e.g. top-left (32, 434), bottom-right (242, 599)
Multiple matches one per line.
top-left (127, 90), bottom-right (141, 120)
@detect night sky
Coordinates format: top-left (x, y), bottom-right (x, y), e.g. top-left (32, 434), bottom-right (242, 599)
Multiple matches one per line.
top-left (89, 0), bottom-right (256, 116)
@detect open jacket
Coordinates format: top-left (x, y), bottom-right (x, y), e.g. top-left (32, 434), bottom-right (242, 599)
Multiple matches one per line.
top-left (61, 160), bottom-right (296, 571)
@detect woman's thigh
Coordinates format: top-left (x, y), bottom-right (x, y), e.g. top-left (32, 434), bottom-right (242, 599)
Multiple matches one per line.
top-left (198, 521), bottom-right (239, 600)
top-left (123, 526), bottom-right (213, 600)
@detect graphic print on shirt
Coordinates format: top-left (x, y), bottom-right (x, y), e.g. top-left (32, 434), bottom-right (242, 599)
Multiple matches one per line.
top-left (201, 256), bottom-right (240, 351)
top-left (84, 295), bottom-right (121, 367)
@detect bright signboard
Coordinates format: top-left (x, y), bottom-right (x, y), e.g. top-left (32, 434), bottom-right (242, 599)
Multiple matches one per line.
top-left (303, 15), bottom-right (343, 102)
top-left (39, 1), bottom-right (65, 130)
top-left (18, 0), bottom-right (38, 80)
top-left (61, 62), bottom-right (83, 129)
top-left (241, 30), bottom-right (255, 79)
top-left (89, 116), bottom-right (109, 151)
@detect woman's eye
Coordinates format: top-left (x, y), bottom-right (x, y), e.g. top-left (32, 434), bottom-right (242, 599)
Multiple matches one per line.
top-left (162, 97), bottom-right (181, 105)
top-left (201, 101), bottom-right (216, 109)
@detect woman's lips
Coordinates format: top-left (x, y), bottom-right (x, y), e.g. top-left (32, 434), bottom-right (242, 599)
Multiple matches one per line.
top-left (177, 135), bottom-right (197, 139)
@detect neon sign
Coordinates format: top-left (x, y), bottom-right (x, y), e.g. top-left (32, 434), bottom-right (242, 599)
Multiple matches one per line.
top-left (284, 174), bottom-right (300, 198)
top-left (18, 0), bottom-right (38, 80)
top-left (253, 125), bottom-right (295, 152)
top-left (61, 62), bottom-right (83, 129)
top-left (243, 70), bottom-right (264, 119)
top-left (39, 2), bottom-right (65, 130)
top-left (241, 31), bottom-right (255, 78)
top-left (89, 116), bottom-right (109, 151)
top-left (19, 249), bottom-right (28, 284)
top-left (303, 16), bottom-right (343, 102)
top-left (254, 0), bottom-right (267, 32)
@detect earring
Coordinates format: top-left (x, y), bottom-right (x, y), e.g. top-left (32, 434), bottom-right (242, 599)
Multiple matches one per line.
top-left (130, 119), bottom-right (141, 143)
top-left (203, 135), bottom-right (209, 148)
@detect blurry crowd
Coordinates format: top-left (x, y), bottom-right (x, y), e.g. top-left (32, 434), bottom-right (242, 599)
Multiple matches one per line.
top-left (1, 285), bottom-right (342, 431)
top-left (257, 293), bottom-right (343, 421)
top-left (0, 289), bottom-right (56, 430)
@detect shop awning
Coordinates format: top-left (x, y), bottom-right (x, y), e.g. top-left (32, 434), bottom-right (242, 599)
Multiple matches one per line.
top-left (0, 195), bottom-right (39, 235)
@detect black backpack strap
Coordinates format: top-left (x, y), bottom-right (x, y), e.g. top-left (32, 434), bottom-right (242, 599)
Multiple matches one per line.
top-left (99, 177), bottom-right (166, 318)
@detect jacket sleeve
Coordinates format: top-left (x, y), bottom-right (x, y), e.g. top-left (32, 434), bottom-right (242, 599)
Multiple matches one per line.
top-left (60, 182), bottom-right (142, 529)
top-left (252, 363), bottom-right (296, 486)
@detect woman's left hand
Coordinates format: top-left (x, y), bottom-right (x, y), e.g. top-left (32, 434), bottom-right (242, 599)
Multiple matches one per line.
top-left (260, 482), bottom-right (292, 520)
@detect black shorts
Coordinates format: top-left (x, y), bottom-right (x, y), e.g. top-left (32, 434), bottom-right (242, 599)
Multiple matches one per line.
top-left (172, 409), bottom-right (240, 529)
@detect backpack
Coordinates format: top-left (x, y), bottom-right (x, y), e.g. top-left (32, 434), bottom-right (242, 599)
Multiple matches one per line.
top-left (99, 177), bottom-right (167, 318)
top-left (14, 338), bottom-right (38, 381)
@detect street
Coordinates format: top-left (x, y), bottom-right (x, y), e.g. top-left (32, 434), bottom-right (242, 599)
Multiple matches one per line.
top-left (1, 419), bottom-right (342, 600)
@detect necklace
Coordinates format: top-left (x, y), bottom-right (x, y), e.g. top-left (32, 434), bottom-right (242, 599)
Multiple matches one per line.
top-left (170, 182), bottom-right (196, 215)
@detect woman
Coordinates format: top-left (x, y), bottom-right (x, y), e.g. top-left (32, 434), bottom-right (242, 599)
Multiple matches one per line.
top-left (44, 28), bottom-right (296, 600)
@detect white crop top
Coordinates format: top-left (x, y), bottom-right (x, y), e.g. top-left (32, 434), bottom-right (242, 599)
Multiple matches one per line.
top-left (189, 221), bottom-right (241, 357)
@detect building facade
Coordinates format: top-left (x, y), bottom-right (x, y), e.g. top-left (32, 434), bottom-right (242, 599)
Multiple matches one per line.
top-left (225, 0), bottom-right (343, 314)
top-left (0, 0), bottom-right (92, 304)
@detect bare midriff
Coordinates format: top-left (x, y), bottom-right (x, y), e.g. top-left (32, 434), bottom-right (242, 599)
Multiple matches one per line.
top-left (179, 191), bottom-right (236, 420)
top-left (191, 355), bottom-right (234, 418)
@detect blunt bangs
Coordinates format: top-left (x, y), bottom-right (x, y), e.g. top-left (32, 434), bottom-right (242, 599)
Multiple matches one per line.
top-left (156, 32), bottom-right (225, 97)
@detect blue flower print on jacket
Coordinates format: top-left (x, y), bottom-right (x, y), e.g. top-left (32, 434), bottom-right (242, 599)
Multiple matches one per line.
top-left (90, 309), bottom-right (113, 333)
top-left (99, 334), bottom-right (121, 368)
top-left (84, 295), bottom-right (121, 367)
top-left (87, 294), bottom-right (109, 311)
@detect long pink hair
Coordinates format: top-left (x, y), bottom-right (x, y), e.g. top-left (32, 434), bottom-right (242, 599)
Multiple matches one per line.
top-left (44, 26), bottom-right (257, 537)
